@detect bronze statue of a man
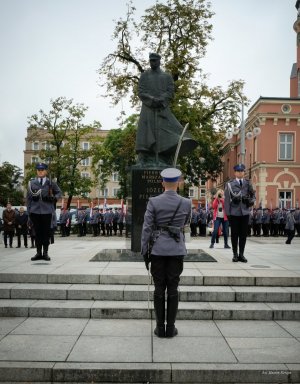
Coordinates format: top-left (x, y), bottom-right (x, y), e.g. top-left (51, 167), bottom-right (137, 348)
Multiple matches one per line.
top-left (135, 53), bottom-right (198, 167)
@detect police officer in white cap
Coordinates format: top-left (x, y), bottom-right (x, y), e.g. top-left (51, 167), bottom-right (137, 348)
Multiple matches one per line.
top-left (27, 162), bottom-right (61, 261)
top-left (224, 163), bottom-right (255, 262)
top-left (141, 168), bottom-right (192, 338)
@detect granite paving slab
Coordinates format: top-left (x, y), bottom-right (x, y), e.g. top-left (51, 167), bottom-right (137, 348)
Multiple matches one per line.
top-left (267, 302), bottom-right (300, 320)
top-left (11, 317), bottom-right (89, 336)
top-left (82, 319), bottom-right (152, 336)
top-left (67, 335), bottom-right (152, 362)
top-left (0, 335), bottom-right (77, 361)
top-left (153, 336), bottom-right (237, 363)
top-left (154, 320), bottom-right (223, 337)
top-left (0, 283), bottom-right (18, 298)
top-left (227, 337), bottom-right (300, 363)
top-left (53, 362), bottom-right (171, 383)
top-left (91, 300), bottom-right (151, 319)
top-left (277, 321), bottom-right (300, 337)
top-left (0, 299), bottom-right (37, 317)
top-left (29, 300), bottom-right (93, 318)
top-left (67, 284), bottom-right (125, 300)
top-left (171, 362), bottom-right (292, 383)
top-left (215, 320), bottom-right (293, 338)
top-left (0, 317), bottom-right (26, 335)
top-left (0, 361), bottom-right (54, 382)
top-left (210, 302), bottom-right (273, 320)
top-left (11, 283), bottom-right (71, 300)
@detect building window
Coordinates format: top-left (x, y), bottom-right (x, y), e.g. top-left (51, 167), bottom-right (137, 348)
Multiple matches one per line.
top-left (200, 189), bottom-right (206, 197)
top-left (31, 156), bottom-right (39, 164)
top-left (279, 191), bottom-right (292, 209)
top-left (101, 188), bottom-right (109, 197)
top-left (82, 142), bottom-right (89, 150)
top-left (43, 142), bottom-right (51, 150)
top-left (81, 158), bottom-right (90, 166)
top-left (200, 179), bottom-right (206, 186)
top-left (189, 188), bottom-right (195, 198)
top-left (279, 133), bottom-right (293, 160)
top-left (112, 172), bottom-right (119, 182)
top-left (32, 142), bottom-right (39, 150)
top-left (81, 172), bottom-right (90, 178)
top-left (113, 188), bottom-right (120, 197)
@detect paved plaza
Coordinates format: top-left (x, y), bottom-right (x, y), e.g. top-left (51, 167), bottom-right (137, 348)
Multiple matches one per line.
top-left (0, 235), bottom-right (299, 382)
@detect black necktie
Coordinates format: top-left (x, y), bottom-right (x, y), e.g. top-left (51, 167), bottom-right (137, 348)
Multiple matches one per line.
top-left (239, 179), bottom-right (243, 188)
top-left (40, 178), bottom-right (43, 186)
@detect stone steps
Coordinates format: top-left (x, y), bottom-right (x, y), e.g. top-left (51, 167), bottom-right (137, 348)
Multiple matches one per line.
top-left (1, 271), bottom-right (300, 286)
top-left (0, 361), bottom-right (299, 383)
top-left (1, 298), bottom-right (300, 320)
top-left (0, 283), bottom-right (299, 302)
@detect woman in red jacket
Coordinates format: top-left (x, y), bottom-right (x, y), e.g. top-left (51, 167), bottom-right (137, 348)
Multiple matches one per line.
top-left (209, 189), bottom-right (231, 249)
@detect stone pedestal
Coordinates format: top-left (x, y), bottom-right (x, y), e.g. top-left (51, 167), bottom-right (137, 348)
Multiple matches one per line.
top-left (127, 167), bottom-right (164, 252)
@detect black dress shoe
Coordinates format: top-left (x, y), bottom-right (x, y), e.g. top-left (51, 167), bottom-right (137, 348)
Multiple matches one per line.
top-left (166, 325), bottom-right (178, 338)
top-left (31, 254), bottom-right (43, 261)
top-left (154, 326), bottom-right (165, 338)
top-left (43, 254), bottom-right (51, 261)
top-left (238, 254), bottom-right (248, 263)
top-left (232, 254), bottom-right (239, 262)
top-left (224, 244), bottom-right (231, 249)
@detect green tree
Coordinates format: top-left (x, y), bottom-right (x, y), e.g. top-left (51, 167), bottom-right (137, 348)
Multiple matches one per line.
top-left (25, 97), bottom-right (103, 208)
top-left (92, 114), bottom-right (138, 199)
top-left (98, 0), bottom-right (248, 186)
top-left (0, 162), bottom-right (24, 206)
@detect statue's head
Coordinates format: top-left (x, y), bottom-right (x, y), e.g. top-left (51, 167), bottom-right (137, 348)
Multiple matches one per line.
top-left (149, 52), bottom-right (161, 70)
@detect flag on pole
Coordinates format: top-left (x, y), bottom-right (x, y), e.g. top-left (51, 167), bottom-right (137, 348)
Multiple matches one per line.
top-left (61, 198), bottom-right (65, 210)
top-left (103, 197), bottom-right (107, 212)
top-left (77, 199), bottom-right (80, 209)
top-left (121, 198), bottom-right (124, 214)
top-left (90, 201), bottom-right (93, 218)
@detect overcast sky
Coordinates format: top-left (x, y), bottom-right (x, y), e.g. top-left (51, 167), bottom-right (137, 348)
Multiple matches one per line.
top-left (0, 0), bottom-right (296, 171)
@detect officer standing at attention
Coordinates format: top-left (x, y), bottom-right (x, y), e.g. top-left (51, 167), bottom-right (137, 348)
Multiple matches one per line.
top-left (141, 168), bottom-right (192, 338)
top-left (27, 162), bottom-right (61, 261)
top-left (224, 163), bottom-right (255, 263)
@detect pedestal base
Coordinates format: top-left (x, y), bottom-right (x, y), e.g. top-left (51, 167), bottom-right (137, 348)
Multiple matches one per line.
top-left (127, 167), bottom-right (164, 252)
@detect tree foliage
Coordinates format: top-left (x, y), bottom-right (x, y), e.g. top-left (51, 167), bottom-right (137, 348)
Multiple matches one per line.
top-left (98, 0), bottom-right (248, 188)
top-left (92, 115), bottom-right (138, 198)
top-left (25, 97), bottom-right (103, 208)
top-left (0, 162), bottom-right (24, 206)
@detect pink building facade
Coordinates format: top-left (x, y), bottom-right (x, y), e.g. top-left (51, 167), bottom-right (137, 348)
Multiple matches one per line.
top-left (218, 4), bottom-right (300, 209)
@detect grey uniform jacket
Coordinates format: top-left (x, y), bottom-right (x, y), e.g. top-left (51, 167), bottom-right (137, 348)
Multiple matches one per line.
top-left (141, 190), bottom-right (192, 257)
top-left (285, 212), bottom-right (295, 231)
top-left (27, 178), bottom-right (61, 215)
top-left (224, 179), bottom-right (255, 217)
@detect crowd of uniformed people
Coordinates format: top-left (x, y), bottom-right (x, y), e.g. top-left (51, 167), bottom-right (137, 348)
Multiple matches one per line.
top-left (0, 205), bottom-right (127, 247)
top-left (190, 205), bottom-right (300, 239)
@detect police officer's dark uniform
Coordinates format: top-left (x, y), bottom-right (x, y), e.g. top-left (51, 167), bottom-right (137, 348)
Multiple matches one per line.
top-left (141, 168), bottom-right (191, 338)
top-left (27, 162), bottom-right (61, 261)
top-left (224, 164), bottom-right (255, 263)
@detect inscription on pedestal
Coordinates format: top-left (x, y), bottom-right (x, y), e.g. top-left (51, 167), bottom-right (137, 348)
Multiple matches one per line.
top-left (127, 168), bottom-right (164, 252)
